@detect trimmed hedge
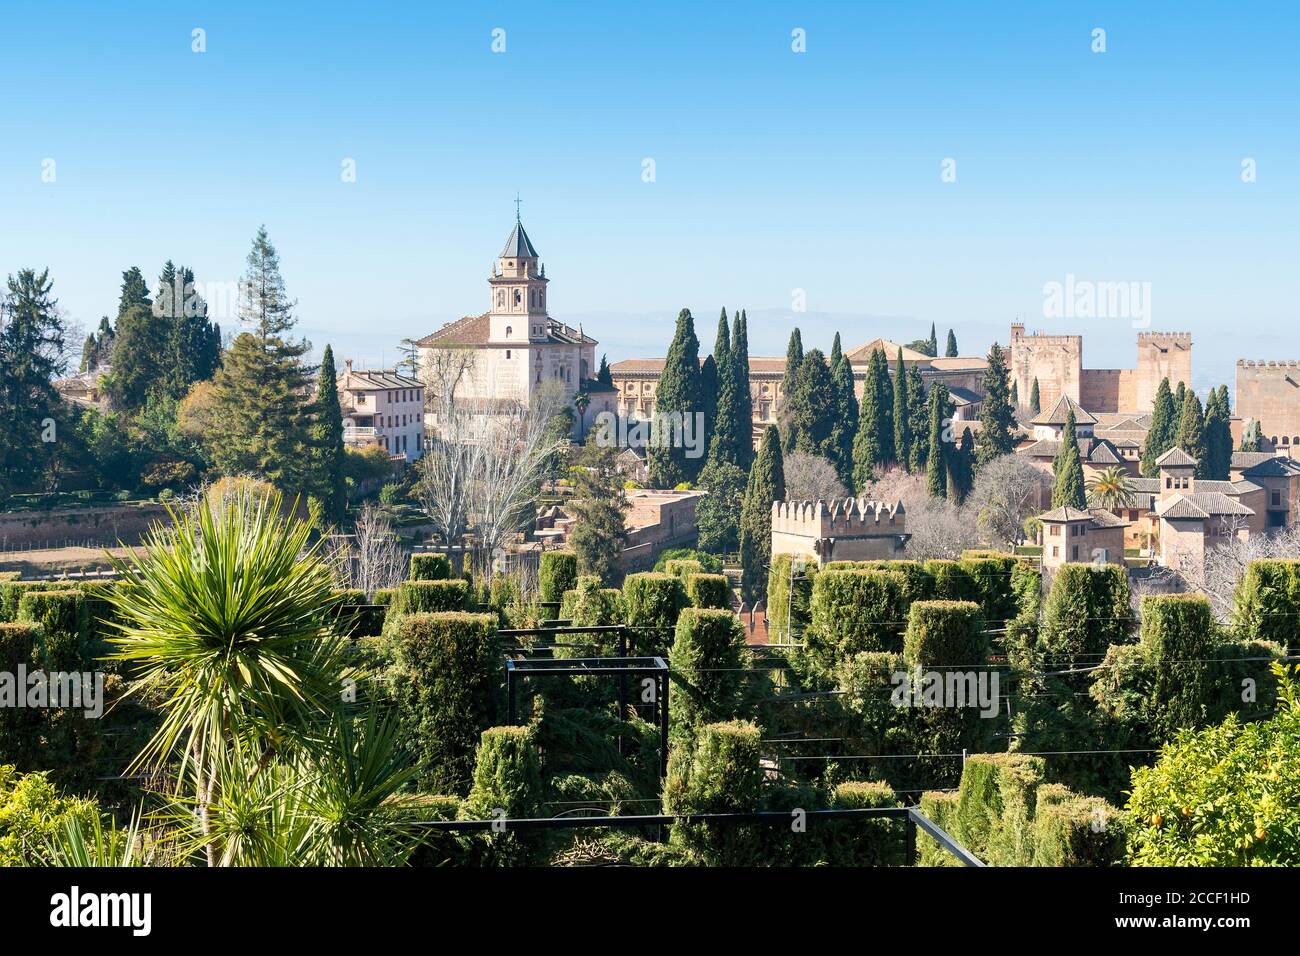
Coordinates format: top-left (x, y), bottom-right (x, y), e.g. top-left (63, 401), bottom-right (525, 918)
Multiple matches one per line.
top-left (1039, 564), bottom-right (1132, 659)
top-left (669, 608), bottom-right (746, 739)
top-left (623, 573), bottom-right (688, 657)
top-left (1138, 594), bottom-right (1214, 739)
top-left (410, 553), bottom-right (452, 581)
top-left (461, 725), bottom-right (545, 866)
top-left (1030, 783), bottom-right (1125, 866)
top-left (823, 780), bottom-right (905, 866)
top-left (953, 753), bottom-right (1046, 862)
top-left (765, 553), bottom-right (814, 643)
top-left (0, 624), bottom-right (43, 763)
top-left (804, 570), bottom-right (906, 683)
top-left (389, 580), bottom-right (471, 617)
top-left (385, 612), bottom-right (501, 794)
top-left (903, 600), bottom-right (986, 672)
top-left (539, 550), bottom-right (578, 604)
top-left (663, 720), bottom-right (763, 865)
top-left (664, 559), bottom-right (704, 581)
top-left (917, 790), bottom-right (962, 867)
top-left (1232, 559), bottom-right (1300, 642)
top-left (0, 581), bottom-right (65, 624)
top-left (685, 573), bottom-right (730, 610)
top-left (17, 590), bottom-right (90, 671)
top-left (853, 560), bottom-right (935, 604)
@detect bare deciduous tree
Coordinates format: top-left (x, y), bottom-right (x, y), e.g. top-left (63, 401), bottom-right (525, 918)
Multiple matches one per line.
top-left (905, 495), bottom-right (983, 560)
top-left (784, 451), bottom-right (849, 503)
top-left (1165, 520), bottom-right (1300, 621)
top-left (418, 348), bottom-right (479, 554)
top-left (966, 454), bottom-right (1050, 547)
top-left (343, 502), bottom-right (407, 598)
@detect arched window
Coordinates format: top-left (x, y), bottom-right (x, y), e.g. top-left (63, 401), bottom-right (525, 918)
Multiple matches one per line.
top-left (505, 325), bottom-right (512, 338)
top-left (514, 290), bottom-right (522, 306)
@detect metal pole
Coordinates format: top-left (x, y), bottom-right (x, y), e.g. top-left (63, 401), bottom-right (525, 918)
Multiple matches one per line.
top-left (617, 626), bottom-right (628, 757)
top-left (506, 667), bottom-right (516, 725)
top-left (904, 814), bottom-right (917, 866)
top-left (659, 668), bottom-right (670, 778)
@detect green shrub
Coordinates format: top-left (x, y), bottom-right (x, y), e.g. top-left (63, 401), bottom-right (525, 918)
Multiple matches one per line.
top-left (654, 548), bottom-right (723, 575)
top-left (374, 588), bottom-right (396, 606)
top-left (923, 560), bottom-right (979, 604)
top-left (539, 550), bottom-right (578, 604)
top-left (664, 558), bottom-right (704, 581)
top-left (1125, 664), bottom-right (1300, 866)
top-left (623, 573), bottom-right (687, 656)
top-left (804, 570), bottom-right (906, 683)
top-left (1039, 564), bottom-right (1132, 659)
top-left (0, 765), bottom-right (102, 866)
top-left (1232, 559), bottom-right (1300, 642)
top-left (823, 780), bottom-right (904, 866)
top-left (854, 560), bottom-right (936, 604)
top-left (16, 590), bottom-right (90, 671)
top-left (1138, 594), bottom-right (1215, 739)
top-left (571, 578), bottom-right (624, 629)
top-left (0, 581), bottom-right (64, 623)
top-left (385, 612), bottom-right (501, 794)
top-left (953, 753), bottom-right (1046, 861)
top-left (460, 725), bottom-right (546, 866)
top-left (916, 790), bottom-right (962, 867)
top-left (1031, 784), bottom-right (1125, 866)
top-left (410, 553), bottom-right (451, 581)
top-left (766, 553), bottom-right (814, 643)
top-left (903, 600), bottom-right (986, 672)
top-left (663, 720), bottom-right (764, 865)
top-left (669, 608), bottom-right (746, 739)
top-left (0, 625), bottom-right (43, 766)
top-left (407, 794), bottom-right (469, 867)
top-left (388, 579), bottom-right (471, 619)
top-left (685, 573), bottom-right (730, 610)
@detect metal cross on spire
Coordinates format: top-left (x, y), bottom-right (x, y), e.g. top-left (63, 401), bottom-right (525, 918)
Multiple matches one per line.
top-left (515, 192), bottom-right (522, 221)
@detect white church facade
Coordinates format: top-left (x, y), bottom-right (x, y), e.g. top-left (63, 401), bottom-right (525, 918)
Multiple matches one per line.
top-left (415, 216), bottom-right (615, 437)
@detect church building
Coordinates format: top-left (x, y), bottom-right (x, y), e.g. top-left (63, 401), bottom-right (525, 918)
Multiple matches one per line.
top-left (415, 214), bottom-right (613, 437)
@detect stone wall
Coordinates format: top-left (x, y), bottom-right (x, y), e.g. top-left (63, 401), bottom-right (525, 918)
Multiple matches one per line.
top-left (1236, 360), bottom-right (1300, 449)
top-left (1135, 333), bottom-right (1192, 412)
top-left (0, 503), bottom-right (168, 551)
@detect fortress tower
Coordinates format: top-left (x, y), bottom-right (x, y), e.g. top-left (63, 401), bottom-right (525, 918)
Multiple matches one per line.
top-left (1135, 333), bottom-right (1193, 413)
top-left (1009, 323), bottom-right (1082, 411)
top-left (1237, 360), bottom-right (1300, 449)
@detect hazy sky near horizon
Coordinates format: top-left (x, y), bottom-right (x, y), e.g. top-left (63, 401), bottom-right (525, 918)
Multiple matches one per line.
top-left (1, 1), bottom-right (1296, 389)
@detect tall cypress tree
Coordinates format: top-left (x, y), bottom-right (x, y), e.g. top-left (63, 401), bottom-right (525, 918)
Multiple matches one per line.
top-left (976, 343), bottom-right (1016, 465)
top-left (893, 348), bottom-right (911, 471)
top-left (927, 323), bottom-right (939, 357)
top-left (906, 365), bottom-right (928, 472)
top-left (208, 226), bottom-right (314, 490)
top-left (926, 382), bottom-right (951, 498)
top-left (1176, 390), bottom-right (1207, 474)
top-left (830, 348), bottom-right (859, 489)
top-left (1174, 381), bottom-right (1187, 418)
top-left (951, 427), bottom-right (976, 503)
top-left (1052, 409), bottom-right (1087, 509)
top-left (789, 349), bottom-right (837, 459)
top-left (700, 353), bottom-right (718, 464)
top-left (732, 311), bottom-right (753, 469)
top-left (1141, 377), bottom-right (1176, 477)
top-left (739, 425), bottom-right (785, 604)
top-left (1240, 418), bottom-right (1262, 453)
top-left (945, 329), bottom-right (958, 357)
top-left (706, 309), bottom-right (737, 468)
top-left (158, 261), bottom-right (222, 402)
top-left (106, 266), bottom-right (161, 412)
top-left (1029, 377), bottom-right (1041, 415)
top-left (851, 347), bottom-right (893, 489)
top-left (309, 345), bottom-right (348, 522)
top-left (649, 308), bottom-right (703, 486)
top-left (597, 354), bottom-right (613, 387)
top-left (1203, 385), bottom-right (1233, 480)
top-left (780, 328), bottom-right (804, 452)
top-left (1009, 380), bottom-right (1019, 407)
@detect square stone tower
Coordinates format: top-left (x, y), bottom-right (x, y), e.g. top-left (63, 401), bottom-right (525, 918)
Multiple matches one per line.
top-left (1135, 333), bottom-right (1192, 412)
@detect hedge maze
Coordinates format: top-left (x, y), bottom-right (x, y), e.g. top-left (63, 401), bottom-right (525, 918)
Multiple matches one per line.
top-left (3, 552), bottom-right (1295, 867)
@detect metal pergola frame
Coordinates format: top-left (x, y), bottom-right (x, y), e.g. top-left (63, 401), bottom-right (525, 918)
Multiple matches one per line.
top-left (505, 655), bottom-right (670, 776)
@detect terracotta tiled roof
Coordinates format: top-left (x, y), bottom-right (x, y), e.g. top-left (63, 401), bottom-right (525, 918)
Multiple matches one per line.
top-left (416, 313), bottom-right (491, 347)
top-left (844, 339), bottom-right (933, 364)
top-left (1032, 394), bottom-right (1097, 427)
top-left (340, 368), bottom-right (423, 390)
top-left (1155, 446), bottom-right (1198, 468)
top-left (928, 356), bottom-right (987, 371)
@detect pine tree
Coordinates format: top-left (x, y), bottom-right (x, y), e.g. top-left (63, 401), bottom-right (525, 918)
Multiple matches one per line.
top-left (780, 328), bottom-right (803, 452)
top-left (927, 323), bottom-right (939, 357)
top-left (732, 311), bottom-right (753, 469)
top-left (0, 269), bottom-right (66, 503)
top-left (597, 354), bottom-right (613, 387)
top-left (1141, 377), bottom-right (1176, 477)
top-left (309, 344), bottom-right (348, 522)
top-left (976, 343), bottom-right (1016, 465)
top-left (1176, 390), bottom-right (1207, 473)
top-left (1030, 377), bottom-right (1041, 415)
top-left (945, 329), bottom-right (958, 357)
top-left (830, 347), bottom-right (859, 489)
top-left (106, 266), bottom-right (162, 411)
top-left (789, 349), bottom-right (837, 459)
top-left (1202, 385), bottom-right (1233, 480)
top-left (649, 309), bottom-right (703, 487)
top-left (893, 348), bottom-right (911, 471)
top-left (696, 458), bottom-right (747, 554)
top-left (739, 425), bottom-right (785, 604)
top-left (926, 383), bottom-right (950, 498)
top-left (1052, 409), bottom-right (1087, 509)
top-left (906, 365), bottom-right (928, 472)
top-left (158, 261), bottom-right (222, 401)
top-left (207, 226), bottom-right (314, 490)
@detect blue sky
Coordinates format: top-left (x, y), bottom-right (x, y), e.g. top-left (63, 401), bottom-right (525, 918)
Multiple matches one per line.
top-left (1, 1), bottom-right (1296, 390)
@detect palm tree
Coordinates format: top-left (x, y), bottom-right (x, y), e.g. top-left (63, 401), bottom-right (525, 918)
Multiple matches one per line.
top-left (1086, 465), bottom-right (1136, 511)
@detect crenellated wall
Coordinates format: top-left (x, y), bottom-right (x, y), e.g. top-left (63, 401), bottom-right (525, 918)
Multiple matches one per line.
top-left (770, 497), bottom-right (907, 566)
top-left (1237, 360), bottom-right (1300, 450)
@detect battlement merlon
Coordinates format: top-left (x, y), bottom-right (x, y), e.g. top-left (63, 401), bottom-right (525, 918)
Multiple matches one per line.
top-left (1239, 360), bottom-right (1300, 369)
top-left (771, 497), bottom-right (906, 536)
top-left (1138, 332), bottom-right (1193, 344)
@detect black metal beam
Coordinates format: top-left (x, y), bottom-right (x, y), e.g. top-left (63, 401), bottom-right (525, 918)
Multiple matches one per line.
top-left (907, 807), bottom-right (985, 867)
